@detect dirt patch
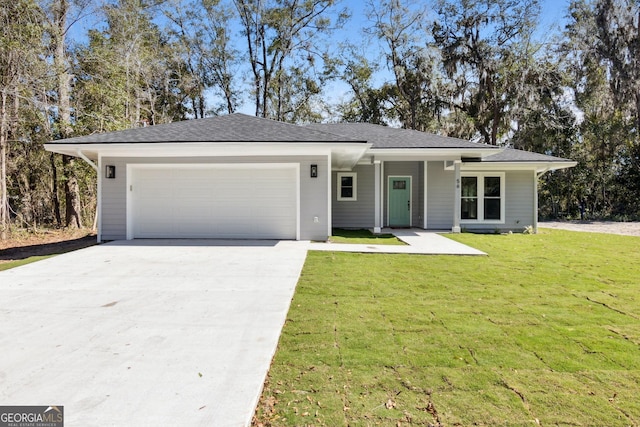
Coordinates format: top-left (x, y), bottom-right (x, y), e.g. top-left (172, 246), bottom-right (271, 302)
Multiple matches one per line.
top-left (540, 221), bottom-right (640, 237)
top-left (0, 229), bottom-right (97, 263)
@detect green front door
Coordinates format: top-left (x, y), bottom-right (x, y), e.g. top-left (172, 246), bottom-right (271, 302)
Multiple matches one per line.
top-left (388, 177), bottom-right (411, 227)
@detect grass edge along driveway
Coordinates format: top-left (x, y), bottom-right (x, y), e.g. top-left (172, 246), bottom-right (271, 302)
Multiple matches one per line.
top-left (253, 229), bottom-right (640, 426)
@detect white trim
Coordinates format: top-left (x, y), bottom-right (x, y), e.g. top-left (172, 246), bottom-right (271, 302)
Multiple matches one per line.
top-left (46, 142), bottom-right (370, 174)
top-left (295, 163), bottom-right (301, 241)
top-left (453, 161), bottom-right (461, 233)
top-left (373, 161), bottom-right (381, 233)
top-left (126, 164), bottom-right (133, 240)
top-left (423, 161), bottom-right (428, 229)
top-left (46, 142), bottom-right (370, 157)
top-left (460, 172), bottom-right (506, 225)
top-left (327, 153), bottom-right (332, 239)
top-left (461, 161), bottom-right (577, 173)
top-left (126, 163), bottom-right (300, 240)
top-left (97, 154), bottom-right (103, 242)
top-left (380, 162), bottom-right (385, 226)
top-left (76, 150), bottom-right (98, 171)
top-left (76, 150), bottom-right (100, 241)
top-left (370, 148), bottom-right (501, 159)
top-left (533, 170), bottom-right (539, 233)
top-left (336, 172), bottom-right (357, 201)
top-left (387, 176), bottom-right (412, 227)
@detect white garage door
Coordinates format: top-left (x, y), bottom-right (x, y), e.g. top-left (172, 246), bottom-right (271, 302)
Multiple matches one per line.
top-left (129, 164), bottom-right (298, 239)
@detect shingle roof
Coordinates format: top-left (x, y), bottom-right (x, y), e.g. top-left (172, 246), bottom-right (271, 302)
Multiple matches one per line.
top-left (482, 148), bottom-right (573, 163)
top-left (48, 114), bottom-right (574, 165)
top-left (306, 123), bottom-right (498, 150)
top-left (50, 113), bottom-right (365, 144)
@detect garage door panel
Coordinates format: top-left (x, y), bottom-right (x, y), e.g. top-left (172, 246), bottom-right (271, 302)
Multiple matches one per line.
top-left (131, 165), bottom-right (297, 239)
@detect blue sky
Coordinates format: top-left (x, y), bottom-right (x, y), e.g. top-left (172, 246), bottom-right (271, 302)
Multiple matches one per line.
top-left (311, 0), bottom-right (573, 116)
top-left (67, 0), bottom-right (573, 116)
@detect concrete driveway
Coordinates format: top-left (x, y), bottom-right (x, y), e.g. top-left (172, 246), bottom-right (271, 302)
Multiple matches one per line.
top-left (0, 239), bottom-right (309, 426)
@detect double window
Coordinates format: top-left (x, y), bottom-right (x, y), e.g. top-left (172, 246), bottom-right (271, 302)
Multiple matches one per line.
top-left (337, 172), bottom-right (357, 201)
top-left (461, 173), bottom-right (504, 222)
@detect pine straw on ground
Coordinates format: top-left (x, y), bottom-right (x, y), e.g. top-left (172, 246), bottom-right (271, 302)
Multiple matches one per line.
top-left (0, 228), bottom-right (96, 263)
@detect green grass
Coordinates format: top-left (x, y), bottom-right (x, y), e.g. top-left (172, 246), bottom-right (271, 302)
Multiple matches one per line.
top-left (0, 255), bottom-right (53, 271)
top-left (329, 228), bottom-right (405, 245)
top-left (254, 229), bottom-right (640, 426)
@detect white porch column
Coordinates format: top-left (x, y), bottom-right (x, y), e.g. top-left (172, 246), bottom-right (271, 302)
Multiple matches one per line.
top-left (373, 160), bottom-right (382, 233)
top-left (423, 161), bottom-right (428, 229)
top-left (327, 153), bottom-right (333, 238)
top-left (452, 160), bottom-right (462, 233)
top-left (533, 170), bottom-right (539, 234)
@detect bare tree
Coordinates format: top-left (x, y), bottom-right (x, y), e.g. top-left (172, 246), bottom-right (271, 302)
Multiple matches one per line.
top-left (233, 0), bottom-right (345, 120)
top-left (367, 0), bottom-right (441, 130)
top-left (0, 0), bottom-right (47, 238)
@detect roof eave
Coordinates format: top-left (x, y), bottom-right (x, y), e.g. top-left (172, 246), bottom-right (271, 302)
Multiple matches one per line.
top-left (44, 141), bottom-right (371, 159)
top-left (461, 160), bottom-right (578, 173)
top-left (368, 147), bottom-right (501, 161)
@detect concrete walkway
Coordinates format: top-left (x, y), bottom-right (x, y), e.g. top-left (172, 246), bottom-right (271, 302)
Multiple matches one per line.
top-left (309, 229), bottom-right (486, 255)
top-left (0, 239), bottom-right (309, 427)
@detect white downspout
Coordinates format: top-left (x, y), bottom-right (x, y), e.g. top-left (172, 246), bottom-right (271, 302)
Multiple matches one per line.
top-left (76, 150), bottom-right (97, 171)
top-left (373, 159), bottom-right (382, 233)
top-left (380, 161), bottom-right (385, 228)
top-left (327, 152), bottom-right (332, 240)
top-left (76, 150), bottom-right (100, 242)
top-left (452, 160), bottom-right (462, 233)
top-left (535, 166), bottom-right (551, 234)
top-left (423, 161), bottom-right (428, 230)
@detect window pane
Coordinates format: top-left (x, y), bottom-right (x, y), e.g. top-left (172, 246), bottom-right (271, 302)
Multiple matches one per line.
top-left (484, 198), bottom-right (501, 220)
top-left (341, 176), bottom-right (353, 187)
top-left (341, 187), bottom-right (353, 198)
top-left (393, 180), bottom-right (406, 189)
top-left (484, 177), bottom-right (500, 197)
top-left (461, 177), bottom-right (477, 197)
top-left (461, 199), bottom-right (477, 219)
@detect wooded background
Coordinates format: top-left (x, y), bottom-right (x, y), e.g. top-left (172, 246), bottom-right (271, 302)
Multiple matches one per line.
top-left (1, 0), bottom-right (639, 239)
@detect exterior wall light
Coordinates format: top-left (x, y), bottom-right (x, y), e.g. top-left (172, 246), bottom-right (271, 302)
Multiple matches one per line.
top-left (105, 165), bottom-right (116, 179)
top-left (310, 164), bottom-right (318, 178)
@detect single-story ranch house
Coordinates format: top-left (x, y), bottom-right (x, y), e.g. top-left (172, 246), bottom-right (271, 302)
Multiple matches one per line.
top-left (45, 113), bottom-right (576, 242)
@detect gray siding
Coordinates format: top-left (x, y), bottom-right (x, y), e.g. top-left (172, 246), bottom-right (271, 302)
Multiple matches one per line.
top-left (101, 157), bottom-right (128, 241)
top-left (383, 161), bottom-right (423, 227)
top-left (426, 165), bottom-right (536, 232)
top-left (463, 170), bottom-right (535, 233)
top-left (331, 164), bottom-right (375, 229)
top-left (100, 155), bottom-right (329, 241)
top-left (426, 161), bottom-right (455, 229)
top-left (505, 170), bottom-right (535, 230)
top-left (299, 157), bottom-right (330, 240)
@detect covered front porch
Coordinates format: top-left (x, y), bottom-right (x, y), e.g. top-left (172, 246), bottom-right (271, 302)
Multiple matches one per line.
top-left (332, 158), bottom-right (529, 234)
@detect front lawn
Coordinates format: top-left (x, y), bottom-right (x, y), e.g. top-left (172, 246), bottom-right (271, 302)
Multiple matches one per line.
top-left (329, 228), bottom-right (405, 245)
top-left (0, 255), bottom-right (53, 271)
top-left (254, 229), bottom-right (640, 426)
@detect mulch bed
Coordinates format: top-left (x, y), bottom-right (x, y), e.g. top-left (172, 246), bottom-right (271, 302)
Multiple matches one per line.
top-left (0, 230), bottom-right (97, 263)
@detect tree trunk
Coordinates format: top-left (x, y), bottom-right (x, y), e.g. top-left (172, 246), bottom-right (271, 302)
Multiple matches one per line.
top-left (53, 0), bottom-right (83, 229)
top-left (50, 152), bottom-right (62, 227)
top-left (62, 155), bottom-right (82, 228)
top-left (0, 91), bottom-right (8, 240)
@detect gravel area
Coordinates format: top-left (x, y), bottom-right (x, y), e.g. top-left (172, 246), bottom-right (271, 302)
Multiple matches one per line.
top-left (540, 221), bottom-right (640, 237)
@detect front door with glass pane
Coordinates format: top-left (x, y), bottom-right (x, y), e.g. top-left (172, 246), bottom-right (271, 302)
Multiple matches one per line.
top-left (388, 177), bottom-right (411, 227)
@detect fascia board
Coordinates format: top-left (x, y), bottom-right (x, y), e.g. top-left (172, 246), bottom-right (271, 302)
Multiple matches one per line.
top-left (369, 147), bottom-right (501, 160)
top-left (461, 161), bottom-right (578, 173)
top-left (45, 142), bottom-right (371, 160)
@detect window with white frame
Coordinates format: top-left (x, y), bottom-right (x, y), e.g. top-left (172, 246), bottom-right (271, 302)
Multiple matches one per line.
top-left (461, 173), bottom-right (505, 222)
top-left (337, 172), bottom-right (357, 201)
